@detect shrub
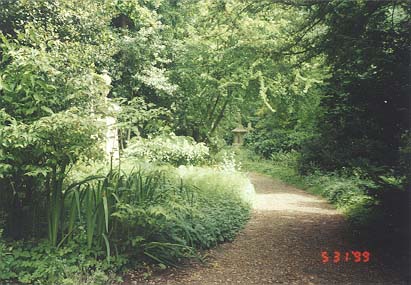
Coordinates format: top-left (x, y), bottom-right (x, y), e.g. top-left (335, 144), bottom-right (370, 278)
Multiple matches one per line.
top-left (177, 166), bottom-right (254, 247)
top-left (212, 150), bottom-right (243, 172)
top-left (110, 166), bottom-right (253, 265)
top-left (245, 129), bottom-right (309, 158)
top-left (108, 169), bottom-right (200, 267)
top-left (124, 134), bottom-right (209, 166)
top-left (270, 150), bottom-right (300, 169)
top-left (0, 235), bottom-right (126, 284)
top-left (0, 229), bottom-right (15, 281)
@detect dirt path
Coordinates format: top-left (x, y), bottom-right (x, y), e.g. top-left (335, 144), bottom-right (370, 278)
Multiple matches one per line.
top-left (130, 173), bottom-right (408, 285)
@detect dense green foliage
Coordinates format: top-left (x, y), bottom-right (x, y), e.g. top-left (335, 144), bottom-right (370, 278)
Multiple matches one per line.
top-left (0, 0), bottom-right (114, 242)
top-left (124, 134), bottom-right (210, 166)
top-left (0, 165), bottom-right (252, 283)
top-left (0, 231), bottom-right (124, 284)
top-left (245, 129), bottom-right (309, 158)
top-left (297, 1), bottom-right (410, 178)
top-left (166, 1), bottom-right (327, 144)
top-left (238, 1), bottom-right (410, 246)
top-left (236, 147), bottom-right (408, 235)
top-left (239, 1), bottom-right (410, 179)
top-left (0, 0), bottom-right (409, 283)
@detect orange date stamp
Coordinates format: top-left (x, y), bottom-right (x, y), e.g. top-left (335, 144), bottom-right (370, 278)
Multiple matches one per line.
top-left (321, 251), bottom-right (371, 263)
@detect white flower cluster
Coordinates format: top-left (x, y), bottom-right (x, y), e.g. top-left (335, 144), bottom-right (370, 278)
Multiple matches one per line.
top-left (125, 134), bottom-right (209, 166)
top-left (218, 152), bottom-right (242, 172)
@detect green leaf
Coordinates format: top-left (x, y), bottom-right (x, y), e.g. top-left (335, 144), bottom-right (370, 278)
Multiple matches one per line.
top-left (41, 106), bottom-right (54, 114)
top-left (102, 233), bottom-right (110, 264)
top-left (33, 93), bottom-right (41, 102)
top-left (102, 195), bottom-right (109, 233)
top-left (25, 107), bottom-right (36, 115)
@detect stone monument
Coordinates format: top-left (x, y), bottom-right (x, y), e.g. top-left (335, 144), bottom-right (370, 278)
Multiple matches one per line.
top-left (232, 124), bottom-right (248, 146)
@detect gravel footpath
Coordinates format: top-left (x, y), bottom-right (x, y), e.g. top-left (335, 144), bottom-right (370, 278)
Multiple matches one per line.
top-left (125, 173), bottom-right (409, 285)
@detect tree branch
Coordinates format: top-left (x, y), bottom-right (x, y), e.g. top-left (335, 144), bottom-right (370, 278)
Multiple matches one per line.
top-left (209, 89), bottom-right (232, 137)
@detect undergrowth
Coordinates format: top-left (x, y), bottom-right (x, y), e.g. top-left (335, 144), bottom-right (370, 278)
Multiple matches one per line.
top-left (0, 162), bottom-right (253, 284)
top-left (233, 147), bottom-right (381, 227)
top-left (124, 134), bottom-right (210, 166)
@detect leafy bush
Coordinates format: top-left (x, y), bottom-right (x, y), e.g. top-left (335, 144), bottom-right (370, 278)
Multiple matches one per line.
top-left (302, 171), bottom-right (378, 221)
top-left (110, 166), bottom-right (253, 265)
top-left (212, 150), bottom-right (243, 172)
top-left (177, 166), bottom-right (254, 247)
top-left (106, 169), bottom-right (200, 267)
top-left (124, 134), bottom-right (209, 166)
top-left (245, 129), bottom-right (309, 158)
top-left (0, 26), bottom-right (107, 241)
top-left (0, 233), bottom-right (125, 284)
top-left (0, 109), bottom-right (104, 241)
top-left (0, 229), bottom-right (15, 281)
top-left (270, 150), bottom-right (300, 169)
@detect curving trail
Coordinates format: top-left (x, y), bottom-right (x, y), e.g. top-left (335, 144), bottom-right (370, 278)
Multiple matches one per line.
top-left (129, 173), bottom-right (408, 285)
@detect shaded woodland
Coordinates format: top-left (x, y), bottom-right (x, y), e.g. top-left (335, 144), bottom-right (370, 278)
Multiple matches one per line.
top-left (0, 0), bottom-right (409, 283)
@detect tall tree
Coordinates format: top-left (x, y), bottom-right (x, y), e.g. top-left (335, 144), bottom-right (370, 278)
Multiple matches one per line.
top-left (297, 0), bottom-right (410, 178)
top-left (166, 0), bottom-right (326, 144)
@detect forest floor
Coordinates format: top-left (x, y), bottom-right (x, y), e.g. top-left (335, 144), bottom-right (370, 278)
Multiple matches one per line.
top-left (125, 172), bottom-right (409, 285)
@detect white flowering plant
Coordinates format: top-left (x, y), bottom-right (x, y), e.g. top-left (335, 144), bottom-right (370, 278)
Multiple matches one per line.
top-left (124, 134), bottom-right (210, 166)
